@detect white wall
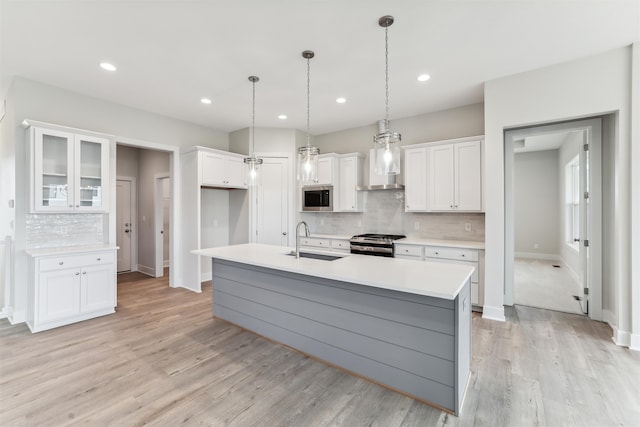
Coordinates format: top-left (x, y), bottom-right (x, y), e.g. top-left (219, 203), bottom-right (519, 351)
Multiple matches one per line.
top-left (484, 45), bottom-right (637, 346)
top-left (514, 150), bottom-right (560, 257)
top-left (0, 82), bottom-right (16, 316)
top-left (314, 103), bottom-right (484, 187)
top-left (200, 188), bottom-right (230, 278)
top-left (4, 77), bottom-right (230, 324)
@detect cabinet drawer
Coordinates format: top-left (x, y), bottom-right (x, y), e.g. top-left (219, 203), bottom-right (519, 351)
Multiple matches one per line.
top-left (331, 240), bottom-right (350, 251)
top-left (394, 244), bottom-right (423, 258)
top-left (423, 246), bottom-right (478, 262)
top-left (299, 238), bottom-right (330, 249)
top-left (39, 251), bottom-right (115, 272)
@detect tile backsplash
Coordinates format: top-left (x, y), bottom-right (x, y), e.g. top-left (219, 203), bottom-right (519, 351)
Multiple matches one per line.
top-left (300, 190), bottom-right (485, 241)
top-left (26, 214), bottom-right (104, 248)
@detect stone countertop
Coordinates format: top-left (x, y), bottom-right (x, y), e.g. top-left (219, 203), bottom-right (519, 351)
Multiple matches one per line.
top-left (396, 238), bottom-right (485, 250)
top-left (193, 243), bottom-right (473, 300)
top-left (25, 244), bottom-right (119, 257)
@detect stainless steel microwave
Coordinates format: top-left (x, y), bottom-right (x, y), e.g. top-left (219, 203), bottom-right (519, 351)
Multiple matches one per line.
top-left (302, 185), bottom-right (333, 211)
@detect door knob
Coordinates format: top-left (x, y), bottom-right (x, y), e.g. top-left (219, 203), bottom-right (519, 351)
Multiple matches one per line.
top-left (125, 229), bottom-right (130, 233)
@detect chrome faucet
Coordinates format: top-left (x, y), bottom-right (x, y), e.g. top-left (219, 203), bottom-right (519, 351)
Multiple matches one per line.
top-left (295, 221), bottom-right (310, 258)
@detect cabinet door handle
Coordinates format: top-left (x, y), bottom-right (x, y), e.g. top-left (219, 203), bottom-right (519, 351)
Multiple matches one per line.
top-left (461, 254), bottom-right (465, 257)
top-left (435, 252), bottom-right (439, 255)
top-left (75, 272), bottom-right (80, 276)
top-left (69, 205), bottom-right (73, 208)
top-left (59, 261), bottom-right (64, 265)
top-left (96, 257), bottom-right (101, 261)
top-left (82, 271), bottom-right (87, 275)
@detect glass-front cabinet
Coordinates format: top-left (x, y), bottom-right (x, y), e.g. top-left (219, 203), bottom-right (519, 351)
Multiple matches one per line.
top-left (32, 126), bottom-right (110, 213)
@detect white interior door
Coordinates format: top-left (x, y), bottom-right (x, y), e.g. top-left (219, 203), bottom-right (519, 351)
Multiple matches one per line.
top-left (116, 180), bottom-right (132, 272)
top-left (256, 157), bottom-right (290, 246)
top-left (155, 174), bottom-right (170, 277)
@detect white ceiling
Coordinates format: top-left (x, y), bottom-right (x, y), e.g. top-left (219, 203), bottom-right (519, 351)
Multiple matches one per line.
top-left (2, 0), bottom-right (639, 135)
top-left (513, 131), bottom-right (577, 154)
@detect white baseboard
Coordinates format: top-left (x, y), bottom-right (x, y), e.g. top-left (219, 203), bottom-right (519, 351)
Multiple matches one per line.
top-left (482, 305), bottom-right (506, 322)
top-left (560, 258), bottom-right (580, 285)
top-left (163, 260), bottom-right (170, 268)
top-left (630, 333), bottom-right (640, 352)
top-left (9, 309), bottom-right (25, 325)
top-left (0, 307), bottom-right (11, 320)
top-left (515, 252), bottom-right (560, 261)
top-left (611, 325), bottom-right (631, 348)
top-left (137, 264), bottom-right (155, 277)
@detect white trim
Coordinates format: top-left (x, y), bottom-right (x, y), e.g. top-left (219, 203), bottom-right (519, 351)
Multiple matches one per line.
top-left (630, 333), bottom-right (640, 352)
top-left (8, 309), bottom-right (25, 324)
top-left (0, 307), bottom-right (10, 319)
top-left (611, 325), bottom-right (631, 348)
top-left (200, 271), bottom-right (212, 283)
top-left (154, 173), bottom-right (170, 278)
top-left (136, 264), bottom-right (155, 277)
top-left (514, 252), bottom-right (560, 261)
top-left (504, 118), bottom-right (602, 320)
top-left (116, 176), bottom-right (137, 272)
top-left (481, 305), bottom-right (506, 322)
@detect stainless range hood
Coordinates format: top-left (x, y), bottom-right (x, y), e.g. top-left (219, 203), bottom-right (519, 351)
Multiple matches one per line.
top-left (356, 149), bottom-right (405, 191)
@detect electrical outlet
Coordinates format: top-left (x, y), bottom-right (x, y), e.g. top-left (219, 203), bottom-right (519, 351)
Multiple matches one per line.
top-left (464, 222), bottom-right (471, 232)
top-left (414, 221), bottom-right (420, 230)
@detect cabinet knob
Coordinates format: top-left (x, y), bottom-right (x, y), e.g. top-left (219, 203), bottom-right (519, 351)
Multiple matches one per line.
top-left (69, 205), bottom-right (73, 208)
top-left (59, 261), bottom-right (64, 265)
top-left (450, 205), bottom-right (453, 208)
top-left (97, 257), bottom-right (101, 261)
top-left (82, 271), bottom-right (87, 275)
top-left (75, 272), bottom-right (80, 276)
top-left (461, 254), bottom-right (465, 257)
top-left (76, 205), bottom-right (80, 208)
top-left (435, 252), bottom-right (439, 255)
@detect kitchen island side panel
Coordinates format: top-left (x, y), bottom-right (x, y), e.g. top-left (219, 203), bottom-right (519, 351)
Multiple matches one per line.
top-left (211, 258), bottom-right (471, 415)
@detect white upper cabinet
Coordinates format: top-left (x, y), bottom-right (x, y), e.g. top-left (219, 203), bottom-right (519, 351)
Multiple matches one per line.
top-left (428, 139), bottom-right (483, 212)
top-left (403, 147), bottom-right (428, 211)
top-left (338, 154), bottom-right (364, 212)
top-left (31, 126), bottom-right (110, 213)
top-left (201, 151), bottom-right (247, 188)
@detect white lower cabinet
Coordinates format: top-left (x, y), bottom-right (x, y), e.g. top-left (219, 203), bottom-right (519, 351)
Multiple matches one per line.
top-left (300, 237), bottom-right (350, 254)
top-left (28, 249), bottom-right (117, 332)
top-left (395, 243), bottom-right (484, 308)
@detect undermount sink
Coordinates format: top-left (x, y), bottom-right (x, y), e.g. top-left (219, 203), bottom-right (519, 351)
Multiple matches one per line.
top-left (286, 251), bottom-right (345, 261)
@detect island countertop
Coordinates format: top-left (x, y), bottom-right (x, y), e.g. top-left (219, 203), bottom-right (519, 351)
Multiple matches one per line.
top-left (193, 243), bottom-right (474, 300)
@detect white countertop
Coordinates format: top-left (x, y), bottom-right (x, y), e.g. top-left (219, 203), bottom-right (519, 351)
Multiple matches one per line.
top-left (308, 233), bottom-right (352, 240)
top-left (193, 243), bottom-right (473, 300)
top-left (396, 238), bottom-right (485, 250)
top-left (25, 244), bottom-right (119, 257)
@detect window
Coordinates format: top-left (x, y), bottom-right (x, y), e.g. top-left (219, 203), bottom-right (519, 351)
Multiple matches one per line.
top-left (565, 155), bottom-right (579, 251)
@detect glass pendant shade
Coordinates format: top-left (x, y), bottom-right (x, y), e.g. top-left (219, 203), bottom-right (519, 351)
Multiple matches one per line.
top-left (373, 119), bottom-right (401, 175)
top-left (297, 50), bottom-right (320, 183)
top-left (373, 15), bottom-right (402, 176)
top-left (297, 146), bottom-right (320, 182)
top-left (244, 75), bottom-right (262, 186)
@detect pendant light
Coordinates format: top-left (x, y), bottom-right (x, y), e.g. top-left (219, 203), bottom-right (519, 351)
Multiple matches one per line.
top-left (244, 75), bottom-right (263, 186)
top-left (373, 15), bottom-right (401, 175)
top-left (297, 50), bottom-right (320, 182)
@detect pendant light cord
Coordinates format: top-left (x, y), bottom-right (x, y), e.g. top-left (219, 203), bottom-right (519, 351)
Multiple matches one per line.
top-left (306, 56), bottom-right (311, 147)
top-left (384, 26), bottom-right (389, 123)
top-left (251, 78), bottom-right (256, 156)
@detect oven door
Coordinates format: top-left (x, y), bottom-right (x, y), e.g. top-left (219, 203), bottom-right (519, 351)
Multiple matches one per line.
top-left (350, 242), bottom-right (394, 257)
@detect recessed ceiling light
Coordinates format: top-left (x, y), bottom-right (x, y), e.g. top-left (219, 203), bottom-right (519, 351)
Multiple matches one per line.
top-left (278, 114), bottom-right (287, 120)
top-left (200, 98), bottom-right (212, 105)
top-left (417, 74), bottom-right (431, 82)
top-left (100, 62), bottom-right (117, 71)
top-left (336, 97), bottom-right (346, 104)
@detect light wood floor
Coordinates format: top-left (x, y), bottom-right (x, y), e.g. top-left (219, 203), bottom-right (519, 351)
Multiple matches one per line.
top-left (1, 272), bottom-right (639, 426)
top-left (514, 258), bottom-right (584, 315)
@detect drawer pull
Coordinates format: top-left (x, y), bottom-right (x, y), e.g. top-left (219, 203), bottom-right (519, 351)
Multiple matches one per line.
top-left (435, 252), bottom-right (439, 255)
top-left (75, 272), bottom-right (80, 276)
top-left (59, 261), bottom-right (64, 265)
top-left (461, 254), bottom-right (465, 257)
top-left (82, 271), bottom-right (87, 275)
top-left (97, 258), bottom-right (101, 261)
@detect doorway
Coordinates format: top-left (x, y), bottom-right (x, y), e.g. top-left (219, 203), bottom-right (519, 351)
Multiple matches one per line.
top-left (155, 174), bottom-right (170, 277)
top-left (505, 118), bottom-right (602, 320)
top-left (116, 178), bottom-right (136, 273)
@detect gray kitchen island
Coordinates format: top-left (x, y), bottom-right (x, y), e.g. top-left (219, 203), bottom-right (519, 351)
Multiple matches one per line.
top-left (193, 243), bottom-right (473, 415)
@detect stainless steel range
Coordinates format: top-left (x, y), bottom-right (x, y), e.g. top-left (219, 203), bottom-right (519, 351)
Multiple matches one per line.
top-left (350, 233), bottom-right (406, 257)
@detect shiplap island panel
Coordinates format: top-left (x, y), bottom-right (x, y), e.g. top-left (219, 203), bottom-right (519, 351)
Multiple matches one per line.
top-left (194, 243), bottom-right (473, 415)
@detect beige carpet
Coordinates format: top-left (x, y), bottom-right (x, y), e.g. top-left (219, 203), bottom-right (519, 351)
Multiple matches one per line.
top-left (514, 258), bottom-right (584, 315)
